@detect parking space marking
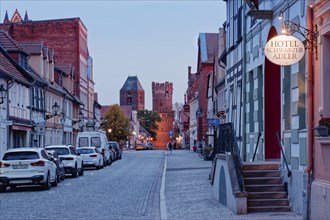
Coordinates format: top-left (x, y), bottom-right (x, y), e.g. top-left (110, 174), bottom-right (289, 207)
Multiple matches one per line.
top-left (65, 183), bottom-right (71, 186)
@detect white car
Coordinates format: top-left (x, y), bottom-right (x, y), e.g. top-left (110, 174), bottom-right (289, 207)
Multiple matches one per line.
top-left (77, 131), bottom-right (112, 166)
top-left (45, 145), bottom-right (83, 178)
top-left (77, 147), bottom-right (104, 169)
top-left (0, 148), bottom-right (58, 192)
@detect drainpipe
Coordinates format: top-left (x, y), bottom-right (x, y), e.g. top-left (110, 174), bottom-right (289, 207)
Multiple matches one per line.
top-left (305, 6), bottom-right (315, 220)
top-left (305, 6), bottom-right (314, 176)
top-left (241, 3), bottom-right (247, 161)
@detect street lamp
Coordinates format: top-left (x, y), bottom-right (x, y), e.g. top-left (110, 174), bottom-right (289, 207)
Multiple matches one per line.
top-left (0, 84), bottom-right (7, 105)
top-left (46, 102), bottom-right (61, 120)
top-left (108, 128), bottom-right (112, 134)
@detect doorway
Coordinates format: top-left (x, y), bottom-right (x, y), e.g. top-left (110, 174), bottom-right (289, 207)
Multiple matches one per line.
top-left (264, 27), bottom-right (281, 160)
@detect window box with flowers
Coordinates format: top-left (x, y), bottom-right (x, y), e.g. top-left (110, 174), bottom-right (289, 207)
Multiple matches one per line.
top-left (315, 117), bottom-right (330, 137)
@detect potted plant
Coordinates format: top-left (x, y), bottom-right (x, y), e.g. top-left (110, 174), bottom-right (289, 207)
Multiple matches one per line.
top-left (316, 117), bottom-right (330, 137)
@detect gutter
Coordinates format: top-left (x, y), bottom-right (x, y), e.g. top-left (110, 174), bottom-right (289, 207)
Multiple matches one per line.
top-left (242, 3), bottom-right (247, 161)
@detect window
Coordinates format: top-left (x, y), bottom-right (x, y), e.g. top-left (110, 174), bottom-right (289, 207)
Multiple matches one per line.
top-left (41, 150), bottom-right (50, 160)
top-left (69, 147), bottom-right (77, 155)
top-left (91, 137), bottom-right (101, 147)
top-left (3, 151), bottom-right (39, 160)
top-left (79, 137), bottom-right (88, 147)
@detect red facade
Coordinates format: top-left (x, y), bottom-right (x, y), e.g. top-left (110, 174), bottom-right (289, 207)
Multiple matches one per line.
top-left (152, 82), bottom-right (174, 149)
top-left (0, 18), bottom-right (87, 96)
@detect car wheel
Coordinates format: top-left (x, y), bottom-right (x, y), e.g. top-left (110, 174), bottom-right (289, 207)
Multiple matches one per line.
top-left (0, 185), bottom-right (6, 192)
top-left (51, 175), bottom-right (58, 187)
top-left (56, 169), bottom-right (61, 183)
top-left (96, 161), bottom-right (100, 170)
top-left (78, 164), bottom-right (84, 176)
top-left (42, 173), bottom-right (51, 190)
top-left (103, 159), bottom-right (107, 167)
top-left (108, 158), bottom-right (112, 166)
top-left (60, 172), bottom-right (65, 181)
top-left (72, 165), bottom-right (78, 178)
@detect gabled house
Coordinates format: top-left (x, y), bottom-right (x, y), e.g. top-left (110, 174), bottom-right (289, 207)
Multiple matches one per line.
top-left (0, 41), bottom-right (32, 153)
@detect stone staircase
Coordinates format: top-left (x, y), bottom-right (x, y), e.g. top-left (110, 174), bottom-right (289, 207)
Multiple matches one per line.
top-left (242, 162), bottom-right (291, 213)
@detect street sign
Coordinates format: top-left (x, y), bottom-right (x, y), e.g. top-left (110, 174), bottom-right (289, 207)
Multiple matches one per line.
top-left (207, 118), bottom-right (220, 127)
top-left (168, 130), bottom-right (173, 138)
top-left (0, 120), bottom-right (12, 126)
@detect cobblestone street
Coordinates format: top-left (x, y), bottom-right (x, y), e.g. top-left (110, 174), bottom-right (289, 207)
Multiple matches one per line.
top-left (164, 150), bottom-right (303, 220)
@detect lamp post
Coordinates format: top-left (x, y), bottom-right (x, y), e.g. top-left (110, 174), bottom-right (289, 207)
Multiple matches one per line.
top-left (78, 109), bottom-right (84, 132)
top-left (0, 84), bottom-right (6, 105)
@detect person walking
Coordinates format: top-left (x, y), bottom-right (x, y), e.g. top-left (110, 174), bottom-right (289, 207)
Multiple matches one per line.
top-left (168, 142), bottom-right (173, 155)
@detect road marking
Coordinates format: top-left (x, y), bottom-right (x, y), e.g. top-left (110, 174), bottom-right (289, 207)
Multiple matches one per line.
top-left (65, 183), bottom-right (71, 186)
top-left (160, 157), bottom-right (168, 220)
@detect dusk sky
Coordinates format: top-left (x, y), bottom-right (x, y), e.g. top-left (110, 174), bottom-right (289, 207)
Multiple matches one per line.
top-left (0, 0), bottom-right (226, 110)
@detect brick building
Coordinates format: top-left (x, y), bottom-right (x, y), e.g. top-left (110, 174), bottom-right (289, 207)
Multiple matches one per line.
top-left (152, 81), bottom-right (174, 149)
top-left (120, 76), bottom-right (145, 110)
top-left (196, 33), bottom-right (219, 146)
top-left (0, 10), bottom-right (94, 126)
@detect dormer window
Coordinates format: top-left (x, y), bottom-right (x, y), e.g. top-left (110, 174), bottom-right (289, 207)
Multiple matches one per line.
top-left (19, 53), bottom-right (28, 69)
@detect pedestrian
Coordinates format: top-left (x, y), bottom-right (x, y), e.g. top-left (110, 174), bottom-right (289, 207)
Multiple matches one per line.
top-left (173, 142), bottom-right (176, 150)
top-left (168, 142), bottom-right (173, 154)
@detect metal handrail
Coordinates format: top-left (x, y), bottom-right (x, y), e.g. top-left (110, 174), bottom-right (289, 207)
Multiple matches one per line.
top-left (252, 132), bottom-right (262, 162)
top-left (276, 131), bottom-right (292, 177)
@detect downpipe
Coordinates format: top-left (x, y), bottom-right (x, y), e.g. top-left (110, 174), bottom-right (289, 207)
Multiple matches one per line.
top-left (304, 6), bottom-right (314, 220)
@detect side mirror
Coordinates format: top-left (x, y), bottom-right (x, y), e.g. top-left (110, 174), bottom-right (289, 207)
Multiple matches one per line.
top-left (50, 157), bottom-right (54, 161)
top-left (77, 152), bottom-right (81, 156)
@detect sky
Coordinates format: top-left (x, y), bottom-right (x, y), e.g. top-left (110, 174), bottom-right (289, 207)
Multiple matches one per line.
top-left (0, 0), bottom-right (226, 110)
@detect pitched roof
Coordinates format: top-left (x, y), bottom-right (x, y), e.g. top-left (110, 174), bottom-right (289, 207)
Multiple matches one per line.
top-left (0, 30), bottom-right (29, 54)
top-left (120, 76), bottom-right (144, 91)
top-left (199, 33), bottom-right (219, 63)
top-left (19, 42), bottom-right (43, 55)
top-left (55, 64), bottom-right (73, 76)
top-left (3, 11), bottom-right (9, 23)
top-left (0, 45), bottom-right (31, 84)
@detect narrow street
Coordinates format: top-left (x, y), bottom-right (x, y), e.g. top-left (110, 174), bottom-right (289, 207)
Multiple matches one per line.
top-left (0, 150), bottom-right (304, 220)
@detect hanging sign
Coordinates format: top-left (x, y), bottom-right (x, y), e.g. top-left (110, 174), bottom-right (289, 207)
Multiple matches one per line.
top-left (264, 35), bottom-right (305, 66)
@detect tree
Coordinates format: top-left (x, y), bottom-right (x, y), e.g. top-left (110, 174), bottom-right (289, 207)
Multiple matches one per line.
top-left (101, 104), bottom-right (131, 142)
top-left (137, 110), bottom-right (161, 140)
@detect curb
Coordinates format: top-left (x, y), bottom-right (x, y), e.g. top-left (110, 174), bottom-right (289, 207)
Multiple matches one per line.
top-left (160, 152), bottom-right (168, 220)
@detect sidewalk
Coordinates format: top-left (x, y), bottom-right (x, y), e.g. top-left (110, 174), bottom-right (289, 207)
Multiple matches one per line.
top-left (162, 150), bottom-right (303, 220)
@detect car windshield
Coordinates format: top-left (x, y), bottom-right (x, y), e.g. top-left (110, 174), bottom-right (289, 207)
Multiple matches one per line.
top-left (109, 143), bottom-right (118, 149)
top-left (46, 148), bottom-right (70, 155)
top-left (3, 151), bottom-right (39, 160)
top-left (77, 148), bottom-right (95, 154)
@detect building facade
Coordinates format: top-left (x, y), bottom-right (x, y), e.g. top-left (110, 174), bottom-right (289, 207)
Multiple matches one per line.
top-left (0, 11), bottom-right (94, 130)
top-left (152, 81), bottom-right (174, 149)
top-left (120, 76), bottom-right (145, 111)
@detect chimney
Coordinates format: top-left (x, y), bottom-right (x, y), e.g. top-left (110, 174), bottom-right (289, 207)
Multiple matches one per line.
top-left (94, 92), bottom-right (98, 102)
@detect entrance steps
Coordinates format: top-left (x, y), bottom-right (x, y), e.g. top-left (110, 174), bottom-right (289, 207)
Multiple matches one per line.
top-left (242, 162), bottom-right (291, 213)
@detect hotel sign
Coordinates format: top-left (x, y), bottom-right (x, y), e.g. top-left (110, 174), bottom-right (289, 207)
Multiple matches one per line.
top-left (265, 35), bottom-right (305, 66)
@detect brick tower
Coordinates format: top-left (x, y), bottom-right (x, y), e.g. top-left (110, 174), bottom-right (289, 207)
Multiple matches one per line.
top-left (120, 76), bottom-right (145, 110)
top-left (152, 81), bottom-right (174, 149)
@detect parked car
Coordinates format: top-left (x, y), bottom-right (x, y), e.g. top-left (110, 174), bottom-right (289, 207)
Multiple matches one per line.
top-left (77, 147), bottom-right (104, 169)
top-left (0, 148), bottom-right (58, 192)
top-left (107, 143), bottom-right (116, 163)
top-left (136, 143), bottom-right (147, 151)
top-left (145, 143), bottom-right (154, 150)
top-left (46, 150), bottom-right (65, 182)
top-left (45, 145), bottom-right (83, 178)
top-left (77, 131), bottom-right (111, 166)
top-left (108, 141), bottom-right (122, 160)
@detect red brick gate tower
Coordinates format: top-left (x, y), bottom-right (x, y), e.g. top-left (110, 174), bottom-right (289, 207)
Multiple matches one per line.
top-left (152, 82), bottom-right (174, 149)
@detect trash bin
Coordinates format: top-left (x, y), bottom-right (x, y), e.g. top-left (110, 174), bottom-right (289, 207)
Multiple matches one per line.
top-left (193, 146), bottom-right (196, 152)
